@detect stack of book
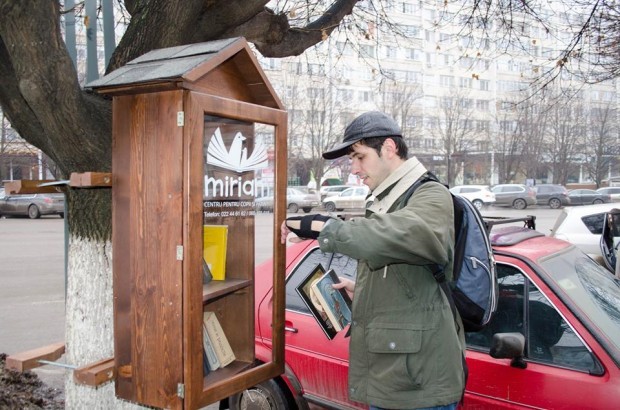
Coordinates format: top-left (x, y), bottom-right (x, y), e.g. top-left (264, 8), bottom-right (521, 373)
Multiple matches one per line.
top-left (202, 311), bottom-right (235, 374)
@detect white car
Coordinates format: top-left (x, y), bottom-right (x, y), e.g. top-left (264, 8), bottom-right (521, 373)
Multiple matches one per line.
top-left (597, 187), bottom-right (620, 203)
top-left (322, 186), bottom-right (372, 212)
top-left (550, 203), bottom-right (620, 263)
top-left (449, 185), bottom-right (496, 210)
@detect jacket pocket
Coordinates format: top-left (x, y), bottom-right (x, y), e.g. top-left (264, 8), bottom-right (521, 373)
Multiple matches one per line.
top-left (366, 323), bottom-right (435, 393)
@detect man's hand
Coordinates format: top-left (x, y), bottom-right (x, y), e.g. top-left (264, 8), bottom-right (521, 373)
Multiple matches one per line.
top-left (332, 277), bottom-right (355, 301)
top-left (280, 214), bottom-right (333, 244)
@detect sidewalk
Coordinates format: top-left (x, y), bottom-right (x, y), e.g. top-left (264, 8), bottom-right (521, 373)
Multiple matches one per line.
top-left (0, 217), bottom-right (66, 391)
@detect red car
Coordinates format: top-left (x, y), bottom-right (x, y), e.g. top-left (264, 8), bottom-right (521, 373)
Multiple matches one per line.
top-left (229, 224), bottom-right (620, 409)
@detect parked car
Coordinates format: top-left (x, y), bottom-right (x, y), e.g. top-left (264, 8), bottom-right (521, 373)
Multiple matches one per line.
top-left (0, 192), bottom-right (65, 219)
top-left (490, 184), bottom-right (537, 209)
top-left (549, 202), bottom-right (620, 262)
top-left (533, 184), bottom-right (571, 209)
top-left (254, 187), bottom-right (320, 213)
top-left (231, 222), bottom-right (620, 409)
top-left (596, 187), bottom-right (620, 203)
top-left (322, 186), bottom-right (373, 212)
top-left (449, 185), bottom-right (495, 210)
top-left (568, 189), bottom-right (612, 205)
top-left (319, 185), bottom-right (352, 201)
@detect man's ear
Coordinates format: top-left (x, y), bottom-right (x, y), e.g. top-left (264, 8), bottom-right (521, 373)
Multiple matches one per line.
top-left (384, 138), bottom-right (398, 157)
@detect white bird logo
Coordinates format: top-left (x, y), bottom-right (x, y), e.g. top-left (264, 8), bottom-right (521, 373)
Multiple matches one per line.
top-left (206, 127), bottom-right (268, 173)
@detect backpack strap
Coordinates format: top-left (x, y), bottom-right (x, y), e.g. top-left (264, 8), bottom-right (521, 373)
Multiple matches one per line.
top-left (402, 171), bottom-right (468, 402)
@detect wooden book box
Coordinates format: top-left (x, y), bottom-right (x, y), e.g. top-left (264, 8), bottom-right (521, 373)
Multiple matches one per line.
top-left (87, 37), bottom-right (287, 409)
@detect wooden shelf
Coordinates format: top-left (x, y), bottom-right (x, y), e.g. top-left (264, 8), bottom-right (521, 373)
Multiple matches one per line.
top-left (203, 360), bottom-right (253, 387)
top-left (202, 279), bottom-right (252, 303)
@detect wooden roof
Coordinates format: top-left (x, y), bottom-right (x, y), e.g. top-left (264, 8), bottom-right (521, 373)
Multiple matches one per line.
top-left (86, 37), bottom-right (283, 109)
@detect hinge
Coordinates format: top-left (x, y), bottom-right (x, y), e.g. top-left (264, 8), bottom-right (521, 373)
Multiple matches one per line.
top-left (176, 246), bottom-right (183, 261)
top-left (177, 383), bottom-right (185, 398)
top-left (177, 111), bottom-right (185, 126)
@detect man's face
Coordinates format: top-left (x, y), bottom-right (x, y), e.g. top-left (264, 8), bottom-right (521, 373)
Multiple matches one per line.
top-left (348, 141), bottom-right (392, 190)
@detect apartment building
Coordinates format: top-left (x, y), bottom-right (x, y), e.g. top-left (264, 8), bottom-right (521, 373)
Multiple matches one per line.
top-left (258, 0), bottom-right (619, 186)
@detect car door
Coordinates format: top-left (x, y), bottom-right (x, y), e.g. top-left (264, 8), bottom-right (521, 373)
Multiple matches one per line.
top-left (570, 189), bottom-right (586, 205)
top-left (1, 195), bottom-right (26, 215)
top-left (464, 260), bottom-right (607, 409)
top-left (257, 245), bottom-right (361, 408)
top-left (492, 186), bottom-right (510, 206)
top-left (351, 187), bottom-right (368, 208)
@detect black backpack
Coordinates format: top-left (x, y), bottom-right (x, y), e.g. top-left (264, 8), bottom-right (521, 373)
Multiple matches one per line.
top-left (403, 172), bottom-right (498, 332)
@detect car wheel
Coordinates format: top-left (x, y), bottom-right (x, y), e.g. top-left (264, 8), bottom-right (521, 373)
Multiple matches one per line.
top-left (324, 202), bottom-right (336, 212)
top-left (302, 207), bottom-right (312, 213)
top-left (229, 379), bottom-right (292, 410)
top-left (512, 198), bottom-right (527, 210)
top-left (28, 204), bottom-right (41, 219)
top-left (593, 199), bottom-right (603, 204)
top-left (472, 199), bottom-right (483, 210)
top-left (366, 200), bottom-right (373, 208)
top-left (549, 198), bottom-right (562, 209)
top-left (287, 203), bottom-right (299, 213)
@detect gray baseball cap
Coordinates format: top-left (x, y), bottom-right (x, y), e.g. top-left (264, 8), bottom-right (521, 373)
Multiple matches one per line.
top-left (323, 111), bottom-right (402, 160)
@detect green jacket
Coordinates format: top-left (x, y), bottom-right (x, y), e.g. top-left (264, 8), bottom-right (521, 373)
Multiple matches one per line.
top-left (318, 158), bottom-right (465, 409)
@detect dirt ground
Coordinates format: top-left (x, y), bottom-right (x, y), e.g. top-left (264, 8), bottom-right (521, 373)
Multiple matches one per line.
top-left (0, 353), bottom-right (64, 410)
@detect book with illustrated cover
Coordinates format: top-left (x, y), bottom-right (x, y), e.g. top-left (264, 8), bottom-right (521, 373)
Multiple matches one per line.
top-left (203, 225), bottom-right (228, 280)
top-left (203, 311), bottom-right (235, 367)
top-left (202, 323), bottom-right (220, 371)
top-left (310, 268), bottom-right (352, 332)
top-left (296, 264), bottom-right (352, 340)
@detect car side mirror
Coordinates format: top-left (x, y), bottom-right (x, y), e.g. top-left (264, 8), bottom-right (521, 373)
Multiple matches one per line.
top-left (600, 208), bottom-right (620, 277)
top-left (490, 332), bottom-right (527, 369)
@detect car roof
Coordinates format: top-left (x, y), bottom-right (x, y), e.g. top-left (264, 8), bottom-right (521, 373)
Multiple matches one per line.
top-left (451, 185), bottom-right (489, 189)
top-left (492, 230), bottom-right (572, 260)
top-left (557, 202), bottom-right (619, 217)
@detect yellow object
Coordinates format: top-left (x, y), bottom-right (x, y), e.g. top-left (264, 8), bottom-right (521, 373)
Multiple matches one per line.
top-left (203, 225), bottom-right (228, 280)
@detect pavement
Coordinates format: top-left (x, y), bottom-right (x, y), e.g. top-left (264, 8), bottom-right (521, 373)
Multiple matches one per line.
top-left (0, 216), bottom-right (66, 391)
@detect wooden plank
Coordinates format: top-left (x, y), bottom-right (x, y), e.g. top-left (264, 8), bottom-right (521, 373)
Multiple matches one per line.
top-left (69, 172), bottom-right (112, 188)
top-left (113, 90), bottom-right (184, 409)
top-left (4, 180), bottom-right (62, 194)
top-left (5, 342), bottom-right (65, 372)
top-left (73, 357), bottom-right (116, 386)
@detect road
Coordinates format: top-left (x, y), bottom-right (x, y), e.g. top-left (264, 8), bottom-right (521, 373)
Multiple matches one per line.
top-left (0, 206), bottom-right (561, 402)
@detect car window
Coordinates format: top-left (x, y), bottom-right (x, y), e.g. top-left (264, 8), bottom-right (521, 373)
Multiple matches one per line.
top-left (466, 264), bottom-right (601, 373)
top-left (341, 189), bottom-right (354, 197)
top-left (285, 247), bottom-right (358, 314)
top-left (581, 213), bottom-right (606, 235)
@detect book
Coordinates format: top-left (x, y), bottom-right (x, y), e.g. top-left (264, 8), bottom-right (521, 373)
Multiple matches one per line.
top-left (202, 323), bottom-right (220, 371)
top-left (202, 257), bottom-right (213, 284)
top-left (310, 268), bottom-right (352, 332)
top-left (203, 311), bottom-right (235, 367)
top-left (295, 264), bottom-right (352, 340)
top-left (203, 225), bottom-right (228, 280)
top-left (203, 349), bottom-right (210, 376)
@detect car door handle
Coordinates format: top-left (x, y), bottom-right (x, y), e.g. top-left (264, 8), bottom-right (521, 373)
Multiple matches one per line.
top-left (284, 320), bottom-right (298, 333)
top-left (285, 326), bottom-right (298, 333)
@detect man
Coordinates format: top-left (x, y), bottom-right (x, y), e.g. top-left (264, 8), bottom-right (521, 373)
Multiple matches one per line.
top-left (281, 111), bottom-right (465, 410)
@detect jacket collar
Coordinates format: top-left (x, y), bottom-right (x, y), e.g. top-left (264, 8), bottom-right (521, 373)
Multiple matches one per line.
top-left (368, 157), bottom-right (428, 215)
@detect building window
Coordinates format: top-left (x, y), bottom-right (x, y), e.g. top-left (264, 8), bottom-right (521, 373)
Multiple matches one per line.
top-left (479, 80), bottom-right (490, 91)
top-left (459, 77), bottom-right (473, 88)
top-left (385, 46), bottom-right (398, 59)
top-left (476, 100), bottom-right (490, 111)
top-left (440, 75), bottom-right (454, 87)
top-left (360, 44), bottom-right (376, 58)
top-left (307, 63), bottom-right (325, 76)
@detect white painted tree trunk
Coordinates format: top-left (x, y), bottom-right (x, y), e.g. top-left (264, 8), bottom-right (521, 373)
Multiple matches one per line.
top-left (64, 236), bottom-right (146, 409)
